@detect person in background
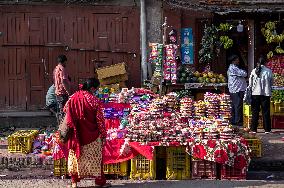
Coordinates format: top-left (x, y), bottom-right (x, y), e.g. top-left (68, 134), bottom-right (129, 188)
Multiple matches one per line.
top-left (45, 84), bottom-right (57, 115)
top-left (53, 54), bottom-right (71, 123)
top-left (249, 56), bottom-right (273, 134)
top-left (227, 54), bottom-right (247, 127)
top-left (62, 78), bottom-right (109, 188)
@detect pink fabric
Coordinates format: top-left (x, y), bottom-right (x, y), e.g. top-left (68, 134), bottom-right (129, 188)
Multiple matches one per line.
top-left (53, 64), bottom-right (69, 95)
top-left (64, 90), bottom-right (106, 158)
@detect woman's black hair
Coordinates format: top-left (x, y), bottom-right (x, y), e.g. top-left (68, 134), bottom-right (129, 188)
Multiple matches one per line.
top-left (82, 78), bottom-right (100, 91)
top-left (228, 54), bottom-right (239, 63)
top-left (57, 55), bottom-right (67, 63)
top-left (255, 56), bottom-right (266, 78)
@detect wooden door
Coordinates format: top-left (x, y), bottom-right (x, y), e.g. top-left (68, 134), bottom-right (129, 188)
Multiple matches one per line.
top-left (26, 47), bottom-right (46, 110)
top-left (3, 47), bottom-right (27, 110)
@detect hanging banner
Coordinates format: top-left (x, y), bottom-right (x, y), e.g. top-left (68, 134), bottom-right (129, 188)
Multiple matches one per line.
top-left (181, 28), bottom-right (194, 64)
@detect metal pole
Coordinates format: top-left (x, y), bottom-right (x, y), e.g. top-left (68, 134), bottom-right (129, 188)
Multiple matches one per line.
top-left (140, 0), bottom-right (148, 83)
top-left (248, 20), bottom-right (255, 77)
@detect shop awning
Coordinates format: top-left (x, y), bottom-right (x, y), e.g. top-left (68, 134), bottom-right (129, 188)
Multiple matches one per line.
top-left (164, 0), bottom-right (284, 13)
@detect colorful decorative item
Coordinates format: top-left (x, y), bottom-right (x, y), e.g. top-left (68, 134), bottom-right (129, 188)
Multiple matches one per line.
top-left (181, 28), bottom-right (194, 65)
top-left (164, 44), bottom-right (178, 84)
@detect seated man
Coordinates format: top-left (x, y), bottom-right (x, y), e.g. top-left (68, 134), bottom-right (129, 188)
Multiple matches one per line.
top-left (46, 84), bottom-right (57, 115)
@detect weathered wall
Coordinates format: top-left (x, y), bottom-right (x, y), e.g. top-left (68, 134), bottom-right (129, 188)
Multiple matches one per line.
top-left (146, 0), bottom-right (163, 44)
top-left (0, 0), bottom-right (137, 6)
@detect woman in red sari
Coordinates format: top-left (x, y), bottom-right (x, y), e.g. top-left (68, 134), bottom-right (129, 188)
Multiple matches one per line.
top-left (63, 78), bottom-right (108, 188)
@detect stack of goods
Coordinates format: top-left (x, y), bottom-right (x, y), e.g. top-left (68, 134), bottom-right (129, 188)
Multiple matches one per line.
top-left (266, 56), bottom-right (284, 86)
top-left (148, 98), bottom-right (164, 118)
top-left (203, 126), bottom-right (219, 139)
top-left (272, 90), bottom-right (284, 102)
top-left (190, 71), bottom-right (227, 84)
top-left (118, 88), bottom-right (157, 109)
top-left (218, 93), bottom-right (231, 123)
top-left (118, 88), bottom-right (134, 103)
top-left (177, 65), bottom-right (195, 84)
top-left (219, 127), bottom-right (234, 140)
top-left (106, 128), bottom-right (127, 140)
top-left (188, 119), bottom-right (205, 139)
top-left (108, 92), bottom-right (119, 103)
top-left (163, 92), bottom-right (178, 112)
top-left (194, 100), bottom-right (206, 119)
top-left (97, 87), bottom-right (118, 103)
top-left (164, 44), bottom-right (178, 84)
top-left (204, 92), bottom-right (220, 118)
top-left (96, 63), bottom-right (128, 86)
top-left (103, 108), bottom-right (124, 119)
top-left (180, 97), bottom-right (194, 118)
top-left (176, 90), bottom-right (192, 99)
top-left (127, 111), bottom-right (189, 143)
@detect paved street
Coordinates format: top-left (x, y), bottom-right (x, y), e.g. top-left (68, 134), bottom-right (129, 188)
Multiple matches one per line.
top-left (1, 179), bottom-right (284, 188)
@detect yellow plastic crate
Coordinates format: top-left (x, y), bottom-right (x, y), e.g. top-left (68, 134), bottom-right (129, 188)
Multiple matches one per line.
top-left (243, 105), bottom-right (266, 116)
top-left (166, 146), bottom-right (191, 180)
top-left (273, 101), bottom-right (284, 115)
top-left (130, 154), bottom-right (156, 180)
top-left (8, 130), bottom-right (39, 154)
top-left (103, 161), bottom-right (128, 176)
top-left (243, 115), bottom-right (263, 129)
top-left (54, 158), bottom-right (68, 177)
top-left (243, 105), bottom-right (252, 116)
top-left (246, 138), bottom-right (262, 158)
top-left (96, 63), bottom-right (127, 80)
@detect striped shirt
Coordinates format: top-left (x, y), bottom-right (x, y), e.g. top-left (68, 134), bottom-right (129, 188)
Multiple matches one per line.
top-left (227, 64), bottom-right (247, 93)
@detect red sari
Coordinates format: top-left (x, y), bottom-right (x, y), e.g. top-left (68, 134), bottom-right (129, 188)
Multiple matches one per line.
top-left (64, 90), bottom-right (106, 185)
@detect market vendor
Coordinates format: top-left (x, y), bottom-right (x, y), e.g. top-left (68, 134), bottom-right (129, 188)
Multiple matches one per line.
top-left (227, 54), bottom-right (247, 127)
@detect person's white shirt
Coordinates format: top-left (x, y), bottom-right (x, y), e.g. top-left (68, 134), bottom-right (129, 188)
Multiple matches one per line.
top-left (249, 65), bottom-right (273, 96)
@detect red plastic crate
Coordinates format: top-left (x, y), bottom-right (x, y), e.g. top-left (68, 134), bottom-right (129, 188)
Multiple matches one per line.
top-left (221, 165), bottom-right (246, 180)
top-left (191, 159), bottom-right (217, 179)
top-left (272, 115), bottom-right (284, 129)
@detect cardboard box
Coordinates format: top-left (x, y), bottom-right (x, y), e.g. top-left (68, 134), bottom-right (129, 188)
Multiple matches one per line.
top-left (96, 63), bottom-right (127, 80)
top-left (100, 74), bottom-right (128, 85)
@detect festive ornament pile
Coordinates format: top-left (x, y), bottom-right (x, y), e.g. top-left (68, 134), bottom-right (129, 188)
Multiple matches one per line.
top-left (219, 127), bottom-right (234, 140)
top-left (204, 92), bottom-right (220, 118)
top-left (162, 92), bottom-right (178, 112)
top-left (180, 97), bottom-right (194, 118)
top-left (148, 98), bottom-right (164, 117)
top-left (218, 93), bottom-right (231, 123)
top-left (126, 112), bottom-right (190, 143)
top-left (194, 100), bottom-right (206, 118)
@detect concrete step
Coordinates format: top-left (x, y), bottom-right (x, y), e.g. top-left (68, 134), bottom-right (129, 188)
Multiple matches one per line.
top-left (249, 159), bottom-right (284, 171)
top-left (247, 171), bottom-right (284, 180)
top-left (0, 111), bottom-right (57, 129)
